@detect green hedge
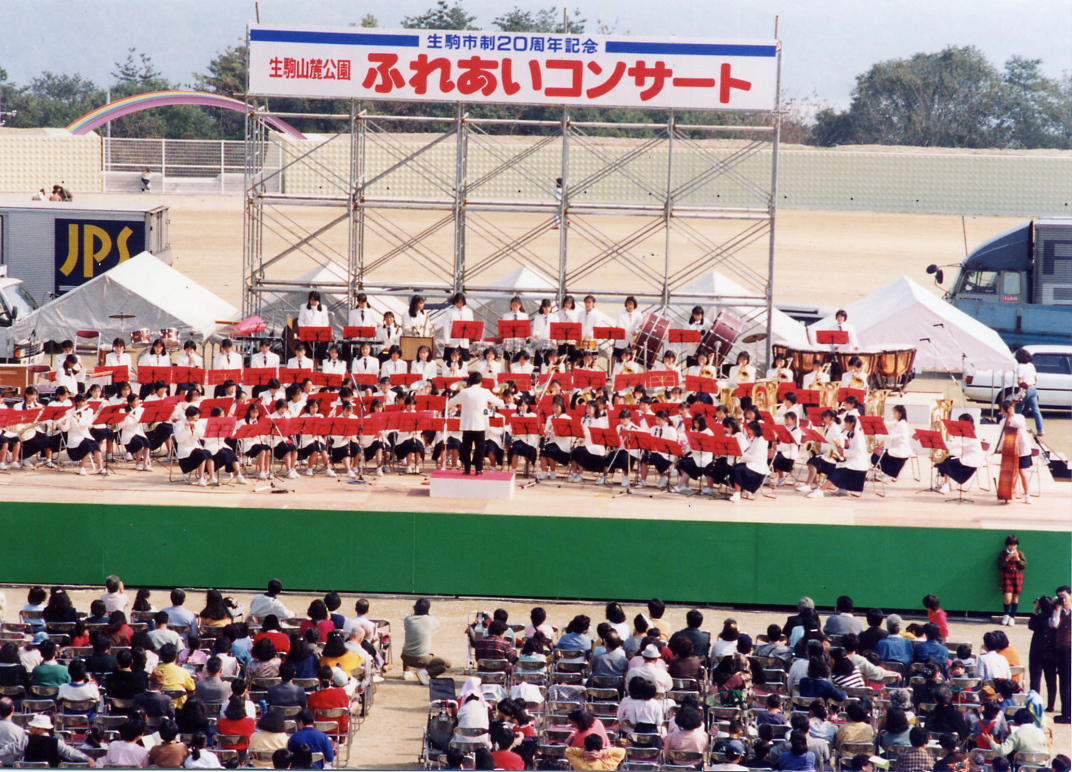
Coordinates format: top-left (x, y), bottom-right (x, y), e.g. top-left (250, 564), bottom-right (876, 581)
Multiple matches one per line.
top-left (2, 502), bottom-right (1067, 613)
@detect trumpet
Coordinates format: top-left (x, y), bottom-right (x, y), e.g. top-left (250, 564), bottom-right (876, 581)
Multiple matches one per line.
top-left (848, 373), bottom-right (868, 391)
top-left (620, 361), bottom-right (641, 376)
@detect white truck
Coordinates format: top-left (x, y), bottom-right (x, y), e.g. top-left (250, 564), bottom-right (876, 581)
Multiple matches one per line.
top-left (963, 344), bottom-right (1072, 408)
top-left (0, 200), bottom-right (171, 361)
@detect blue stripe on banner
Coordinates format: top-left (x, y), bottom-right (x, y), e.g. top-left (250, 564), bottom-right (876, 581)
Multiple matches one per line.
top-left (251, 28), bottom-right (420, 47)
top-left (605, 41), bottom-right (777, 57)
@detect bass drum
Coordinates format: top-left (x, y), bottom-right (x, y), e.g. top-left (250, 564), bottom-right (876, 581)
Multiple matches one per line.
top-left (696, 311), bottom-right (743, 369)
top-left (634, 313), bottom-right (672, 369)
top-left (874, 347), bottom-right (916, 391)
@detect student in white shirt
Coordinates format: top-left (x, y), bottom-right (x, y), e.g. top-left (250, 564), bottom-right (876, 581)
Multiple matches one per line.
top-left (637, 410), bottom-right (678, 490)
top-left (201, 406), bottom-right (245, 485)
top-left (674, 412), bottom-right (713, 493)
top-left (58, 339), bottom-right (84, 384)
top-left (681, 306), bottom-right (706, 366)
top-left (213, 340), bottom-right (241, 372)
top-left (380, 345), bottom-right (408, 380)
top-left (105, 339), bottom-right (134, 382)
top-left (250, 339), bottom-right (281, 370)
top-left (266, 399), bottom-right (299, 479)
top-left (728, 352), bottom-right (756, 385)
top-left (830, 309), bottom-right (859, 349)
top-left (442, 348), bottom-right (467, 380)
top-left (802, 359), bottom-right (830, 390)
top-left (402, 294), bottom-right (430, 336)
top-left (297, 399), bottom-right (334, 478)
top-left (615, 296), bottom-right (644, 360)
top-left (770, 411), bottom-right (802, 487)
top-left (285, 343), bottom-right (314, 371)
top-left (238, 401), bottom-right (271, 480)
top-left (536, 396), bottom-right (570, 480)
top-left (797, 409), bottom-right (842, 493)
top-left (1014, 348), bottom-right (1044, 435)
top-left (297, 290), bottom-right (330, 329)
top-left (53, 354), bottom-right (80, 396)
top-left (500, 296), bottom-right (529, 355)
top-left (348, 292), bottom-right (381, 329)
top-left (322, 345), bottom-right (347, 377)
top-left (351, 342), bottom-right (380, 378)
top-left (441, 292), bottom-right (476, 361)
top-left (530, 299), bottom-right (555, 356)
top-left (766, 352), bottom-right (794, 382)
top-left (57, 394), bottom-right (105, 476)
top-left (176, 341), bottom-right (203, 370)
top-left (138, 339), bottom-right (172, 398)
top-left (477, 348), bottom-right (502, 381)
top-left (730, 419), bottom-right (769, 502)
top-left (872, 404), bottom-right (912, 481)
top-left (509, 350), bottom-right (535, 380)
top-left (376, 312), bottom-right (402, 361)
top-left (116, 394), bottom-right (152, 472)
top-left (578, 294), bottom-right (612, 346)
top-left (807, 414), bottom-right (868, 499)
top-left (411, 345), bottom-right (437, 381)
top-left (174, 405), bottom-right (214, 486)
top-left (605, 408), bottom-right (645, 488)
top-left (651, 350), bottom-right (682, 387)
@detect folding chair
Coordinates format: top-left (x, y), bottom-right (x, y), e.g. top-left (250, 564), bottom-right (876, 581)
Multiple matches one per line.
top-left (665, 749), bottom-right (705, 770)
top-left (1014, 752), bottom-right (1050, 772)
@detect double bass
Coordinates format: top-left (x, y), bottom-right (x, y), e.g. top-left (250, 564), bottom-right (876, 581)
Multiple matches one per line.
top-left (996, 413), bottom-right (1019, 503)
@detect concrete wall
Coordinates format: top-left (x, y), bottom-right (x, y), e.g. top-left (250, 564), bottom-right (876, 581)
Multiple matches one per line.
top-left (279, 133), bottom-right (1072, 217)
top-left (0, 129), bottom-right (102, 195)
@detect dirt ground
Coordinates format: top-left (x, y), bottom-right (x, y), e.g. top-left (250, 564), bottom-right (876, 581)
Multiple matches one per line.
top-left (1, 585), bottom-right (1067, 769)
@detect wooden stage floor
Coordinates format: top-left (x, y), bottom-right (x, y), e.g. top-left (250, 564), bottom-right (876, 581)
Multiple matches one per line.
top-left (0, 461), bottom-right (1067, 533)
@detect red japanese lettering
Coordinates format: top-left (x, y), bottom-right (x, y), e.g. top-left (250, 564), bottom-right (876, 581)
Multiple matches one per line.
top-left (627, 60), bottom-right (673, 101)
top-left (528, 60), bottom-right (542, 91)
top-left (408, 54), bottom-right (455, 95)
top-left (269, 58), bottom-right (283, 78)
top-left (338, 61), bottom-right (351, 81)
top-left (501, 58), bottom-right (521, 96)
top-left (585, 61), bottom-right (627, 99)
top-left (545, 60), bottom-right (583, 98)
top-left (309, 59), bottom-right (324, 80)
top-left (672, 76), bottom-right (715, 88)
top-left (719, 63), bottom-right (751, 103)
top-left (456, 57), bottom-right (498, 96)
top-left (362, 53), bottom-right (405, 93)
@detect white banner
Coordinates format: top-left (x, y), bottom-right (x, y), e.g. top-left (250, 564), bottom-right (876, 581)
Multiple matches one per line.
top-left (248, 25), bottom-right (779, 112)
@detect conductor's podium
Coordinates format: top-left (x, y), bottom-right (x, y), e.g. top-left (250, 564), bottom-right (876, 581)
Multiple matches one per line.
top-left (429, 469), bottom-right (515, 500)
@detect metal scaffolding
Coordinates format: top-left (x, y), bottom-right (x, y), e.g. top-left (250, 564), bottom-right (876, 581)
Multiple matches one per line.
top-left (243, 45), bottom-right (782, 348)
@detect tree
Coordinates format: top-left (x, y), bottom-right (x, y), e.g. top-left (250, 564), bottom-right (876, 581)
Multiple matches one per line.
top-left (400, 1), bottom-right (476, 30)
top-left (109, 49), bottom-right (218, 139)
top-left (12, 72), bottom-right (103, 129)
top-left (492, 6), bottom-right (585, 33)
top-left (1002, 56), bottom-right (1067, 149)
top-left (360, 14), bottom-right (378, 28)
top-left (193, 42), bottom-right (248, 139)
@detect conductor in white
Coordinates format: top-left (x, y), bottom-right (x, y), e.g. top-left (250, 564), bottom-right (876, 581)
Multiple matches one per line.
top-left (447, 372), bottom-right (504, 476)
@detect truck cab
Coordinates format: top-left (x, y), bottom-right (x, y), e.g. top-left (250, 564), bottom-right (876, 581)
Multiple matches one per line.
top-left (0, 271), bottom-right (42, 361)
top-left (946, 219), bottom-right (1071, 348)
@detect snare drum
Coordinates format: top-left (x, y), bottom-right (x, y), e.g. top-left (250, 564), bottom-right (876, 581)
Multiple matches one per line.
top-left (697, 312), bottom-right (743, 368)
top-left (634, 312), bottom-right (671, 369)
top-left (130, 328), bottom-right (151, 347)
top-left (161, 328), bottom-right (180, 349)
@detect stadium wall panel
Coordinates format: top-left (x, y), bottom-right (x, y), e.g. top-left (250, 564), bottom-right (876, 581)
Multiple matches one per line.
top-left (0, 132), bottom-right (102, 194)
top-left (0, 502), bottom-right (1066, 614)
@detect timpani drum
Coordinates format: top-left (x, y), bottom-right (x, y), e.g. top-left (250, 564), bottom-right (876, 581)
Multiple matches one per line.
top-left (634, 313), bottom-right (672, 369)
top-left (780, 345), bottom-right (834, 385)
top-left (874, 346), bottom-right (916, 390)
top-left (836, 347), bottom-right (882, 379)
top-left (161, 328), bottom-right (181, 349)
top-left (400, 335), bottom-right (433, 362)
top-left (130, 328), bottom-right (151, 347)
top-left (697, 312), bottom-right (743, 368)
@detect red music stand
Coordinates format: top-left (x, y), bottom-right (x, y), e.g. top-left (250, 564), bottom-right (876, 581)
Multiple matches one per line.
top-left (390, 373), bottom-right (423, 388)
top-left (669, 329), bottom-right (702, 344)
top-left (777, 383), bottom-right (798, 400)
top-left (943, 419), bottom-right (976, 440)
top-left (551, 417), bottom-right (583, 440)
top-left (498, 319), bottom-right (531, 339)
top-left (537, 372), bottom-right (573, 390)
top-left (39, 404), bottom-right (74, 422)
top-left (93, 404), bottom-right (128, 426)
top-left (281, 368), bottom-right (313, 385)
top-left (299, 326), bottom-right (333, 343)
top-left (651, 435), bottom-right (685, 457)
top-left (684, 375), bottom-right (718, 394)
top-left (415, 395), bottom-right (447, 413)
top-left (646, 372), bottom-right (680, 390)
top-left (573, 370), bottom-right (606, 390)
top-left (444, 418), bottom-right (461, 433)
top-left (139, 366), bottom-right (171, 386)
top-left (688, 403), bottom-right (720, 419)
top-left (204, 416), bottom-right (236, 440)
top-left (234, 418), bottom-right (269, 440)
top-left (757, 422), bottom-right (778, 442)
top-left (800, 427), bottom-right (826, 445)
top-left (772, 425), bottom-right (799, 446)
top-left (648, 402), bottom-right (676, 415)
top-left (502, 373), bottom-right (533, 391)
top-left (837, 387), bottom-right (866, 403)
top-left (91, 365), bottom-right (129, 383)
top-left (734, 382), bottom-right (754, 399)
top-left (450, 321), bottom-right (483, 340)
top-left (592, 326), bottom-right (625, 341)
top-left (351, 374), bottom-right (378, 388)
top-left (805, 407), bottom-right (826, 426)
top-left (206, 368), bottom-right (243, 386)
top-left (588, 426), bottom-right (621, 448)
top-left (686, 431), bottom-right (720, 456)
top-left (343, 326), bottom-right (376, 340)
top-left (509, 415), bottom-right (539, 436)
top-left (172, 366), bottom-right (206, 385)
top-left (709, 434), bottom-right (744, 457)
top-left (195, 398), bottom-right (232, 416)
top-left (758, 410), bottom-right (775, 424)
top-left (139, 401), bottom-right (179, 424)
top-left (860, 416), bottom-right (888, 436)
top-left (816, 330), bottom-right (849, 346)
top-left (244, 367), bottom-right (279, 387)
top-left (312, 372), bottom-right (344, 389)
top-left (613, 373), bottom-right (645, 392)
top-left (796, 388), bottom-right (821, 406)
top-left (549, 323), bottom-right (581, 341)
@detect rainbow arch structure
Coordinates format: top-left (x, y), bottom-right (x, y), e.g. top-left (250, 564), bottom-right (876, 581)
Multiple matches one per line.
top-left (66, 90), bottom-right (306, 139)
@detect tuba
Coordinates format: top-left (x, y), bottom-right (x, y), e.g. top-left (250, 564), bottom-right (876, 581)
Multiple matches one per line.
top-left (817, 381), bottom-right (840, 409)
top-left (866, 389), bottom-right (890, 419)
top-left (719, 385), bottom-right (742, 419)
top-left (929, 398), bottom-right (955, 463)
top-left (699, 365), bottom-right (718, 381)
top-left (751, 380), bottom-right (779, 413)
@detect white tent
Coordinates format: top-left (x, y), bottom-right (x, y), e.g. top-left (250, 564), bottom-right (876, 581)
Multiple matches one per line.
top-left (257, 261), bottom-right (408, 334)
top-left (808, 276), bottom-right (1015, 372)
top-left (12, 252), bottom-right (237, 345)
top-left (667, 271), bottom-right (810, 354)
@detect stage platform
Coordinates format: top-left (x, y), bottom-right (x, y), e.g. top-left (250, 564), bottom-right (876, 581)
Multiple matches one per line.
top-left (0, 463), bottom-right (1067, 613)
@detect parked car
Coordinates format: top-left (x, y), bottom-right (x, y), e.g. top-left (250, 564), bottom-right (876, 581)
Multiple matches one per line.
top-left (963, 345), bottom-right (1072, 408)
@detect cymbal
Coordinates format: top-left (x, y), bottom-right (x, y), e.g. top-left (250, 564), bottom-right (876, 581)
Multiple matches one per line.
top-left (742, 332), bottom-right (768, 344)
top-left (108, 313), bottom-right (136, 319)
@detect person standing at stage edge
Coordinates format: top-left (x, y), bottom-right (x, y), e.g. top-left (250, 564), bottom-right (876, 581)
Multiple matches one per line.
top-left (447, 372), bottom-right (504, 476)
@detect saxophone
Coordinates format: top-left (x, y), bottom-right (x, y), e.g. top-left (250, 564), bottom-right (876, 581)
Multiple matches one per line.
top-left (929, 398), bottom-right (955, 463)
